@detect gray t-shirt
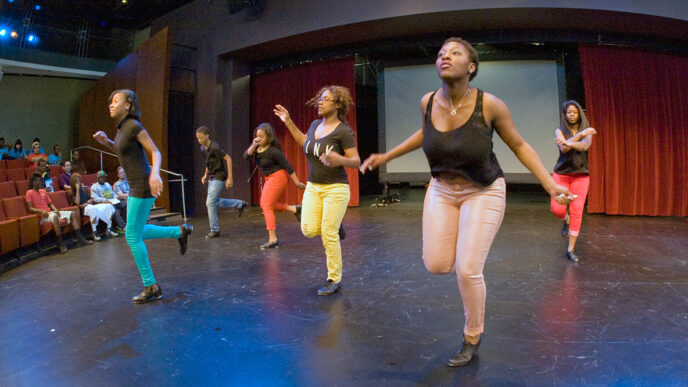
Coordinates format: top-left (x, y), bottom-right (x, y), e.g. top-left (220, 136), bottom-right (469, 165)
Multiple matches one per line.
top-left (302, 119), bottom-right (357, 184)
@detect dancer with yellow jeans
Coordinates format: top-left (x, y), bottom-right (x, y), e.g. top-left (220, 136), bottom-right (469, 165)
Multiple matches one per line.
top-left (274, 85), bottom-right (360, 296)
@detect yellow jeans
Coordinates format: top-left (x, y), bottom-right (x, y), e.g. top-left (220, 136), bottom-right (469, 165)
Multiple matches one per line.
top-left (301, 182), bottom-right (350, 283)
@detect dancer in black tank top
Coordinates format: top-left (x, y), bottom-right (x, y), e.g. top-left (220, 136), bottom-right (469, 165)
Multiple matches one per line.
top-left (361, 37), bottom-right (574, 367)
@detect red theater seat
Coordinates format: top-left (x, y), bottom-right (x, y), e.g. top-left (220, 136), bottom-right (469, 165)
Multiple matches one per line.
top-left (14, 180), bottom-right (30, 196)
top-left (1, 196), bottom-right (40, 248)
top-left (5, 159), bottom-right (25, 169)
top-left (0, 201), bottom-right (21, 255)
top-left (0, 169), bottom-right (6, 182)
top-left (6, 168), bottom-right (24, 181)
top-left (0, 181), bottom-right (17, 199)
top-left (49, 165), bottom-right (62, 178)
top-left (81, 173), bottom-right (97, 187)
top-left (24, 166), bottom-right (38, 179)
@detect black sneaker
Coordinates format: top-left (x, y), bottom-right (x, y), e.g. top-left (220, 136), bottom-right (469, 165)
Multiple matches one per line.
top-left (132, 283), bottom-right (163, 304)
top-left (238, 201), bottom-right (248, 218)
top-left (338, 224), bottom-right (346, 240)
top-left (178, 224), bottom-right (193, 255)
top-left (205, 230), bottom-right (220, 239)
top-left (295, 205), bottom-right (302, 223)
top-left (260, 240), bottom-right (279, 250)
top-left (566, 250), bottom-right (579, 263)
top-left (561, 219), bottom-right (569, 237)
top-left (317, 280), bottom-right (341, 296)
top-left (448, 338), bottom-right (481, 367)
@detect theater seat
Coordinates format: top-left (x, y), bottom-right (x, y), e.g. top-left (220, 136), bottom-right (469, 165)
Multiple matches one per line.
top-left (6, 168), bottom-right (24, 181)
top-left (24, 166), bottom-right (38, 179)
top-left (0, 160), bottom-right (6, 170)
top-left (0, 201), bottom-right (21, 255)
top-left (1, 196), bottom-right (40, 248)
top-left (0, 169), bottom-right (6, 182)
top-left (49, 165), bottom-right (62, 178)
top-left (5, 159), bottom-right (25, 169)
top-left (14, 180), bottom-right (30, 196)
top-left (0, 181), bottom-right (17, 199)
top-left (81, 173), bottom-right (97, 187)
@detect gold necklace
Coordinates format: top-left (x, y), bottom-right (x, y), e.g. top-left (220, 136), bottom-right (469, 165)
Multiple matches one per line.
top-left (445, 87), bottom-right (471, 116)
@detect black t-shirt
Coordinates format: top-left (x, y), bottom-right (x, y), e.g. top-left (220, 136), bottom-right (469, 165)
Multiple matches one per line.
top-left (302, 119), bottom-right (357, 184)
top-left (204, 141), bottom-right (228, 180)
top-left (115, 116), bottom-right (152, 198)
top-left (243, 146), bottom-right (294, 176)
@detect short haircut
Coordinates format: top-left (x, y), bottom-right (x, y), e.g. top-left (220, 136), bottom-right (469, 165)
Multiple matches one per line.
top-left (196, 126), bottom-right (210, 135)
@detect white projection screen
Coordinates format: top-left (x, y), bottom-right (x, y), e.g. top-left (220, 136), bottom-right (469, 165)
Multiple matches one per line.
top-left (380, 60), bottom-right (562, 183)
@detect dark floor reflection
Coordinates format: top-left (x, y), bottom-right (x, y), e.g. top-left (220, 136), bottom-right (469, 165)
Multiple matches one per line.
top-left (1, 192), bottom-right (687, 385)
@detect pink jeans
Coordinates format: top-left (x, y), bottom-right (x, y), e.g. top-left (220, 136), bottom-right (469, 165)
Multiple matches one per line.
top-left (550, 172), bottom-right (590, 237)
top-left (422, 177), bottom-right (506, 336)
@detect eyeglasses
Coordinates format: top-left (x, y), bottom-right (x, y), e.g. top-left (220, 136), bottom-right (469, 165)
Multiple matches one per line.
top-left (318, 96), bottom-right (334, 103)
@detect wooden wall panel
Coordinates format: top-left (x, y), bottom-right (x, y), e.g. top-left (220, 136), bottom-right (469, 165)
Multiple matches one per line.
top-left (78, 27), bottom-right (172, 210)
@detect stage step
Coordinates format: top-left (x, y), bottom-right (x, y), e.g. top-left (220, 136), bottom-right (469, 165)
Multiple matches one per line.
top-left (147, 207), bottom-right (182, 224)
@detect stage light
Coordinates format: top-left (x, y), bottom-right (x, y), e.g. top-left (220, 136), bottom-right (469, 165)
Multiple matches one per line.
top-left (101, 21), bottom-right (106, 26)
top-left (34, 5), bottom-right (41, 10)
top-left (121, 0), bottom-right (127, 4)
top-left (8, 0), bottom-right (14, 3)
top-left (10, 31), bottom-right (18, 39)
top-left (27, 34), bottom-right (38, 44)
top-left (0, 29), bottom-right (7, 37)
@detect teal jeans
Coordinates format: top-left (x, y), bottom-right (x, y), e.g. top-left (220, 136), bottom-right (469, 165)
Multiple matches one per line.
top-left (126, 196), bottom-right (181, 286)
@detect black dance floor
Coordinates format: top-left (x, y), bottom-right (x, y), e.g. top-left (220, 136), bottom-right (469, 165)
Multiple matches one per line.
top-left (1, 191), bottom-right (687, 386)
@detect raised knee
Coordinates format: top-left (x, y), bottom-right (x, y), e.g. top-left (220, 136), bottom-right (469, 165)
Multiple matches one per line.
top-left (301, 226), bottom-right (319, 239)
top-left (423, 259), bottom-right (453, 275)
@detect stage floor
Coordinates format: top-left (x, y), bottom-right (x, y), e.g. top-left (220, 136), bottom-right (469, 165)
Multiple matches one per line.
top-left (1, 192), bottom-right (687, 386)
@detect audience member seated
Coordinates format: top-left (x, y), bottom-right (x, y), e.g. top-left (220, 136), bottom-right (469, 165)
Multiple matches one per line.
top-left (35, 159), bottom-right (53, 192)
top-left (7, 139), bottom-right (26, 160)
top-left (25, 173), bottom-right (92, 253)
top-left (113, 166), bottom-right (129, 222)
top-left (90, 170), bottom-right (125, 232)
top-left (60, 161), bottom-right (73, 190)
top-left (70, 173), bottom-right (118, 241)
top-left (71, 149), bottom-right (87, 175)
top-left (48, 144), bottom-right (62, 165)
top-left (32, 137), bottom-right (46, 154)
top-left (0, 137), bottom-right (8, 158)
top-left (28, 142), bottom-right (49, 166)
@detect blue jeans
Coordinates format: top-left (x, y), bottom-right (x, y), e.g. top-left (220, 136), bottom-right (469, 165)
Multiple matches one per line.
top-left (126, 197), bottom-right (182, 287)
top-left (207, 179), bottom-right (243, 232)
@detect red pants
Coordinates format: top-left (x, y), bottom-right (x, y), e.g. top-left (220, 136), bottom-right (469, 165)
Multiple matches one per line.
top-left (550, 172), bottom-right (590, 237)
top-left (260, 169), bottom-right (289, 231)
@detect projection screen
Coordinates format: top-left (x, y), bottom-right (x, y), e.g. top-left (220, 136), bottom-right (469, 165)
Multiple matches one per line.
top-left (379, 60), bottom-right (562, 184)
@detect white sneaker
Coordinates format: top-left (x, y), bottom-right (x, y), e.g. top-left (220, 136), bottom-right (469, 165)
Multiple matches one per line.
top-left (109, 230), bottom-right (119, 237)
top-left (93, 234), bottom-right (102, 241)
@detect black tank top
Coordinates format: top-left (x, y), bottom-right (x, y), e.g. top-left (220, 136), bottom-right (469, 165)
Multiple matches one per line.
top-left (553, 126), bottom-right (589, 175)
top-left (422, 89), bottom-right (503, 186)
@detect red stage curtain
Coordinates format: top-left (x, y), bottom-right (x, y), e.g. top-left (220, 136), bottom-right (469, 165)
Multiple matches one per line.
top-left (579, 45), bottom-right (688, 216)
top-left (249, 57), bottom-right (359, 206)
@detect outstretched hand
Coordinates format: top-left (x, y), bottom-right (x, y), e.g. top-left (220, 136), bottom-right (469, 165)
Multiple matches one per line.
top-left (93, 131), bottom-right (110, 145)
top-left (359, 153), bottom-right (386, 174)
top-left (551, 184), bottom-right (576, 205)
top-left (273, 105), bottom-right (291, 123)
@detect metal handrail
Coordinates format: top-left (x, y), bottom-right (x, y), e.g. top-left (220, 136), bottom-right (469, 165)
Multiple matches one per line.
top-left (71, 145), bottom-right (188, 221)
